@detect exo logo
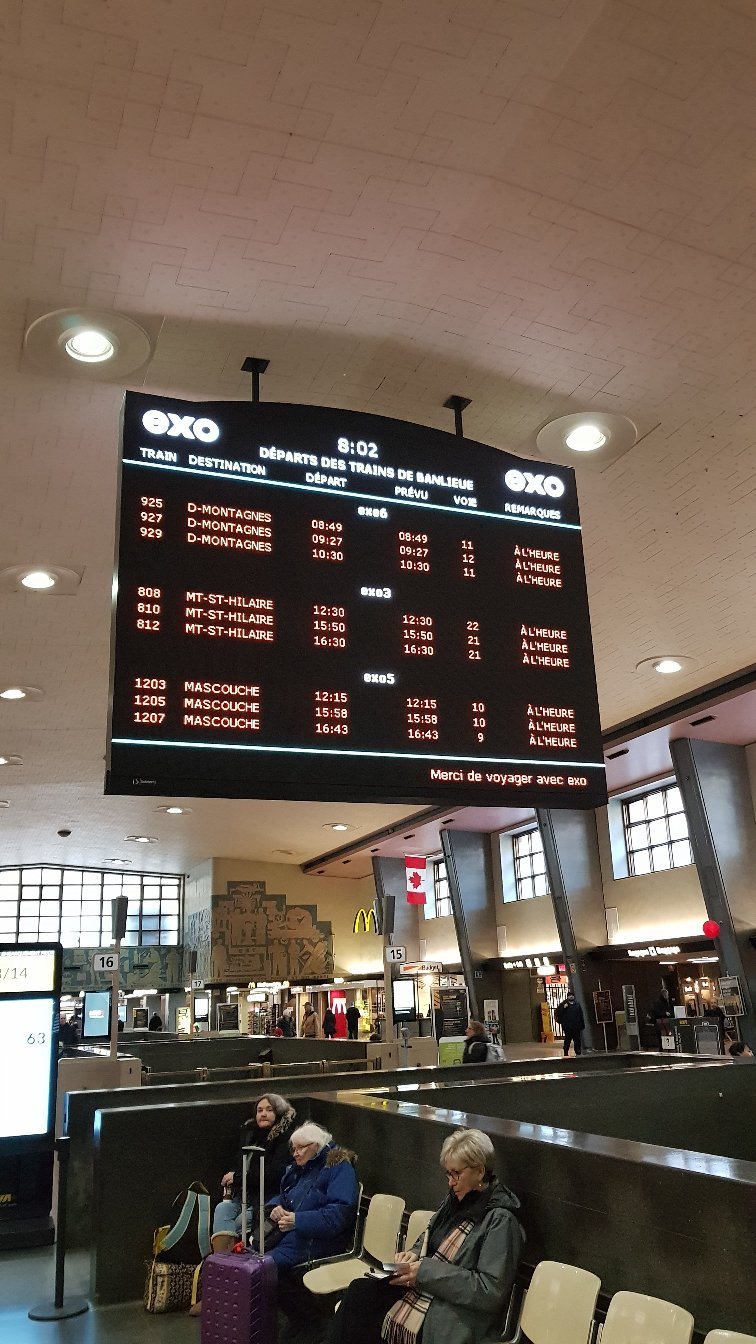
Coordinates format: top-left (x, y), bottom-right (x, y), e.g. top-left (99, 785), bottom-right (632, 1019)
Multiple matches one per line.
top-left (142, 409), bottom-right (220, 444)
top-left (504, 468), bottom-right (565, 499)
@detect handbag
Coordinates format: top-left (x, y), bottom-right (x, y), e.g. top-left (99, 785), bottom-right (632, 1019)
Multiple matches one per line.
top-left (144, 1182), bottom-right (211, 1313)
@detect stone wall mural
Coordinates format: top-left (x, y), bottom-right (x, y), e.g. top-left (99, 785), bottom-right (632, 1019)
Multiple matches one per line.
top-left (210, 880), bottom-right (334, 982)
top-left (62, 945), bottom-right (184, 993)
top-left (185, 907), bottom-right (212, 982)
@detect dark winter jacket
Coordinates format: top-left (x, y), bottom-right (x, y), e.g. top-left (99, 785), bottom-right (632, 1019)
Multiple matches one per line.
top-left (322, 1010), bottom-right (337, 1038)
top-left (555, 999), bottom-right (585, 1034)
top-left (265, 1141), bottom-right (358, 1268)
top-left (279, 1012), bottom-right (296, 1037)
top-left (230, 1108), bottom-right (295, 1203)
top-left (412, 1177), bottom-right (524, 1344)
top-left (462, 1031), bottom-right (490, 1064)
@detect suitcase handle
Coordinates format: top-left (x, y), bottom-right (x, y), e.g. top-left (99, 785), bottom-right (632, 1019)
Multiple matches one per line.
top-left (241, 1144), bottom-right (266, 1253)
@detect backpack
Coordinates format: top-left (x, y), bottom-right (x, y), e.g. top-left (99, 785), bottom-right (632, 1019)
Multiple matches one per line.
top-left (485, 1042), bottom-right (505, 1063)
top-left (144, 1182), bottom-right (211, 1313)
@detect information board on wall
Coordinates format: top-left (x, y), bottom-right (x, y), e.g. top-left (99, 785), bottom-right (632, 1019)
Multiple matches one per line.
top-left (107, 394), bottom-right (607, 808)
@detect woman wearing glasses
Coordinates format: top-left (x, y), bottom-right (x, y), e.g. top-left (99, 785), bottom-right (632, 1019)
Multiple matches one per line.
top-left (331, 1128), bottom-right (523, 1344)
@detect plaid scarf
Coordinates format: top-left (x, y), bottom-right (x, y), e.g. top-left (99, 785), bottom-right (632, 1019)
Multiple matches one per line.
top-left (381, 1219), bottom-right (475, 1344)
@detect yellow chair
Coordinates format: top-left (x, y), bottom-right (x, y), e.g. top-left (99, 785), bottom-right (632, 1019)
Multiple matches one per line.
top-left (703, 1333), bottom-right (756, 1344)
top-left (503, 1260), bottom-right (601, 1344)
top-left (403, 1209), bottom-right (434, 1254)
top-left (601, 1290), bottom-right (694, 1344)
top-left (303, 1193), bottom-right (405, 1295)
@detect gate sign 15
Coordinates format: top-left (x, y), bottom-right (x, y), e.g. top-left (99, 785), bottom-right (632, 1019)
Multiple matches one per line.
top-left (106, 394), bottom-right (607, 808)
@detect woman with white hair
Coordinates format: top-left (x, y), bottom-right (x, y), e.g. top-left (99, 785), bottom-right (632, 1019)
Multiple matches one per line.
top-left (331, 1128), bottom-right (523, 1344)
top-left (266, 1121), bottom-right (358, 1270)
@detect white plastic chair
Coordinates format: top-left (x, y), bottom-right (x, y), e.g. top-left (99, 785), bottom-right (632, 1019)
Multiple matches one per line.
top-left (600, 1290), bottom-right (694, 1344)
top-left (303, 1193), bottom-right (405, 1294)
top-left (703, 1333), bottom-right (756, 1344)
top-left (503, 1260), bottom-right (601, 1344)
top-left (404, 1209), bottom-right (434, 1254)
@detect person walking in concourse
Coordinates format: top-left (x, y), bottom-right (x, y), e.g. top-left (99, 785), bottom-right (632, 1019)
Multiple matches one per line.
top-left (461, 1020), bottom-right (491, 1063)
top-left (323, 1007), bottom-right (337, 1039)
top-left (555, 991), bottom-right (585, 1056)
top-left (345, 1002), bottom-right (361, 1039)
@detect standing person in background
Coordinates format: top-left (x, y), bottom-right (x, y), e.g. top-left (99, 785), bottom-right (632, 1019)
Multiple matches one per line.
top-left (322, 1007), bottom-right (337, 1039)
top-left (301, 1001), bottom-right (321, 1038)
top-left (279, 1005), bottom-right (296, 1037)
top-left (345, 1002), bottom-right (361, 1040)
top-left (148, 1012), bottom-right (163, 1032)
top-left (555, 991), bottom-right (585, 1057)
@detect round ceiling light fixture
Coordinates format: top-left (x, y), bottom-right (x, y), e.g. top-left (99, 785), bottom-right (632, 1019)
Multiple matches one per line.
top-left (564, 423), bottom-right (607, 452)
top-left (23, 308), bottom-right (153, 380)
top-left (20, 570), bottom-right (57, 590)
top-left (636, 655), bottom-right (695, 677)
top-left (107, 858), bottom-right (133, 866)
top-left (535, 411), bottom-right (639, 471)
top-left (324, 822), bottom-right (354, 832)
top-left (0, 565), bottom-right (82, 596)
top-left (156, 805), bottom-right (192, 815)
top-left (125, 834), bottom-right (158, 844)
top-left (64, 328), bottom-right (115, 363)
top-left (0, 685), bottom-right (44, 702)
top-left (0, 755), bottom-right (23, 766)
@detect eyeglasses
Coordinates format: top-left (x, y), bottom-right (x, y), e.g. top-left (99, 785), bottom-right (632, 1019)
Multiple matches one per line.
top-left (443, 1166), bottom-right (471, 1181)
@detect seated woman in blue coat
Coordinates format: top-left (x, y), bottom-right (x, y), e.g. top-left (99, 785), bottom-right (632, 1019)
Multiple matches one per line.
top-left (267, 1121), bottom-right (359, 1342)
top-left (266, 1121), bottom-right (358, 1269)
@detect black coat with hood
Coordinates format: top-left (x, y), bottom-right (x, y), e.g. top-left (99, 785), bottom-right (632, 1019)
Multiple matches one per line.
top-left (229, 1102), bottom-right (296, 1203)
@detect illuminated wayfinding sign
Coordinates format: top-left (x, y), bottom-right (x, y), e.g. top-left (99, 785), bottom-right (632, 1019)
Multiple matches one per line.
top-left (107, 394), bottom-right (607, 808)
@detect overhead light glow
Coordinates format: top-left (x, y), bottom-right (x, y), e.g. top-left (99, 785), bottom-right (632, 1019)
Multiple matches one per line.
top-left (565, 423), bottom-right (607, 452)
top-left (653, 658), bottom-right (683, 675)
top-left (166, 806), bottom-right (185, 815)
top-left (21, 570), bottom-right (56, 590)
top-left (125, 834), bottom-right (157, 844)
top-left (326, 822), bottom-right (351, 832)
top-left (64, 329), bottom-right (115, 363)
top-left (0, 687), bottom-right (26, 700)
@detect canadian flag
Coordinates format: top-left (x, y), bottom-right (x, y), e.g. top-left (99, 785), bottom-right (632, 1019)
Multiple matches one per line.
top-left (405, 855), bottom-right (427, 905)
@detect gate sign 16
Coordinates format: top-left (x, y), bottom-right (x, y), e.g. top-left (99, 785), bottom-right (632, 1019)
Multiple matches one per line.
top-left (106, 394), bottom-right (607, 809)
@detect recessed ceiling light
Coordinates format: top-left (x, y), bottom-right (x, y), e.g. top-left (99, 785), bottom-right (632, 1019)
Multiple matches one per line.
top-left (23, 308), bottom-right (153, 380)
top-left (0, 800), bottom-right (9, 809)
top-left (0, 755), bottom-right (22, 766)
top-left (20, 570), bottom-right (57, 590)
top-left (689, 714), bottom-right (716, 726)
top-left (0, 565), bottom-right (82, 596)
top-left (107, 858), bottom-right (133, 865)
top-left (64, 329), bottom-right (115, 363)
top-left (636, 655), bottom-right (695, 677)
top-left (125, 834), bottom-right (157, 844)
top-left (324, 822), bottom-right (352, 832)
top-left (0, 684), bottom-right (44, 701)
top-left (565, 423), bottom-right (607, 452)
top-left (535, 411), bottom-right (641, 472)
top-left (273, 849), bottom-right (294, 856)
top-left (156, 805), bottom-right (192, 815)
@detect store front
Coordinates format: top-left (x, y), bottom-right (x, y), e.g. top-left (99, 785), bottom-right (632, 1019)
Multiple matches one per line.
top-left (498, 953), bottom-right (567, 1044)
top-left (590, 936), bottom-right (729, 1051)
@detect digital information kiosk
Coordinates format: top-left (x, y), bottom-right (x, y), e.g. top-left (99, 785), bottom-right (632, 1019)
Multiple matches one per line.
top-left (0, 943), bottom-right (61, 1248)
top-left (106, 394), bottom-right (607, 809)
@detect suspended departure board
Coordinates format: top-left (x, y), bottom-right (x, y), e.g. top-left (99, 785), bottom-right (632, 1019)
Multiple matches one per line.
top-left (106, 393), bottom-right (607, 808)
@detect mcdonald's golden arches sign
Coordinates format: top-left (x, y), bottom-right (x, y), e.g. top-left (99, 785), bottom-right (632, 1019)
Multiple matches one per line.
top-left (352, 907), bottom-right (378, 934)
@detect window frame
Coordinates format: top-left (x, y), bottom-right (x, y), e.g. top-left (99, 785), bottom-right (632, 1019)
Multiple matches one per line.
top-left (511, 826), bottom-right (551, 903)
top-left (0, 865), bottom-right (184, 947)
top-left (621, 782), bottom-right (693, 877)
top-left (423, 858), bottom-right (451, 919)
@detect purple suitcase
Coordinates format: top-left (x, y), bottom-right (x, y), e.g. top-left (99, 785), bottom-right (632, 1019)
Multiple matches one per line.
top-left (201, 1146), bottom-right (278, 1344)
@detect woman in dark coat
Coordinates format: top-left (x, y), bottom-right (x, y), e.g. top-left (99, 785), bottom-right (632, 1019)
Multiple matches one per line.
top-left (331, 1128), bottom-right (523, 1344)
top-left (211, 1092), bottom-right (296, 1249)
